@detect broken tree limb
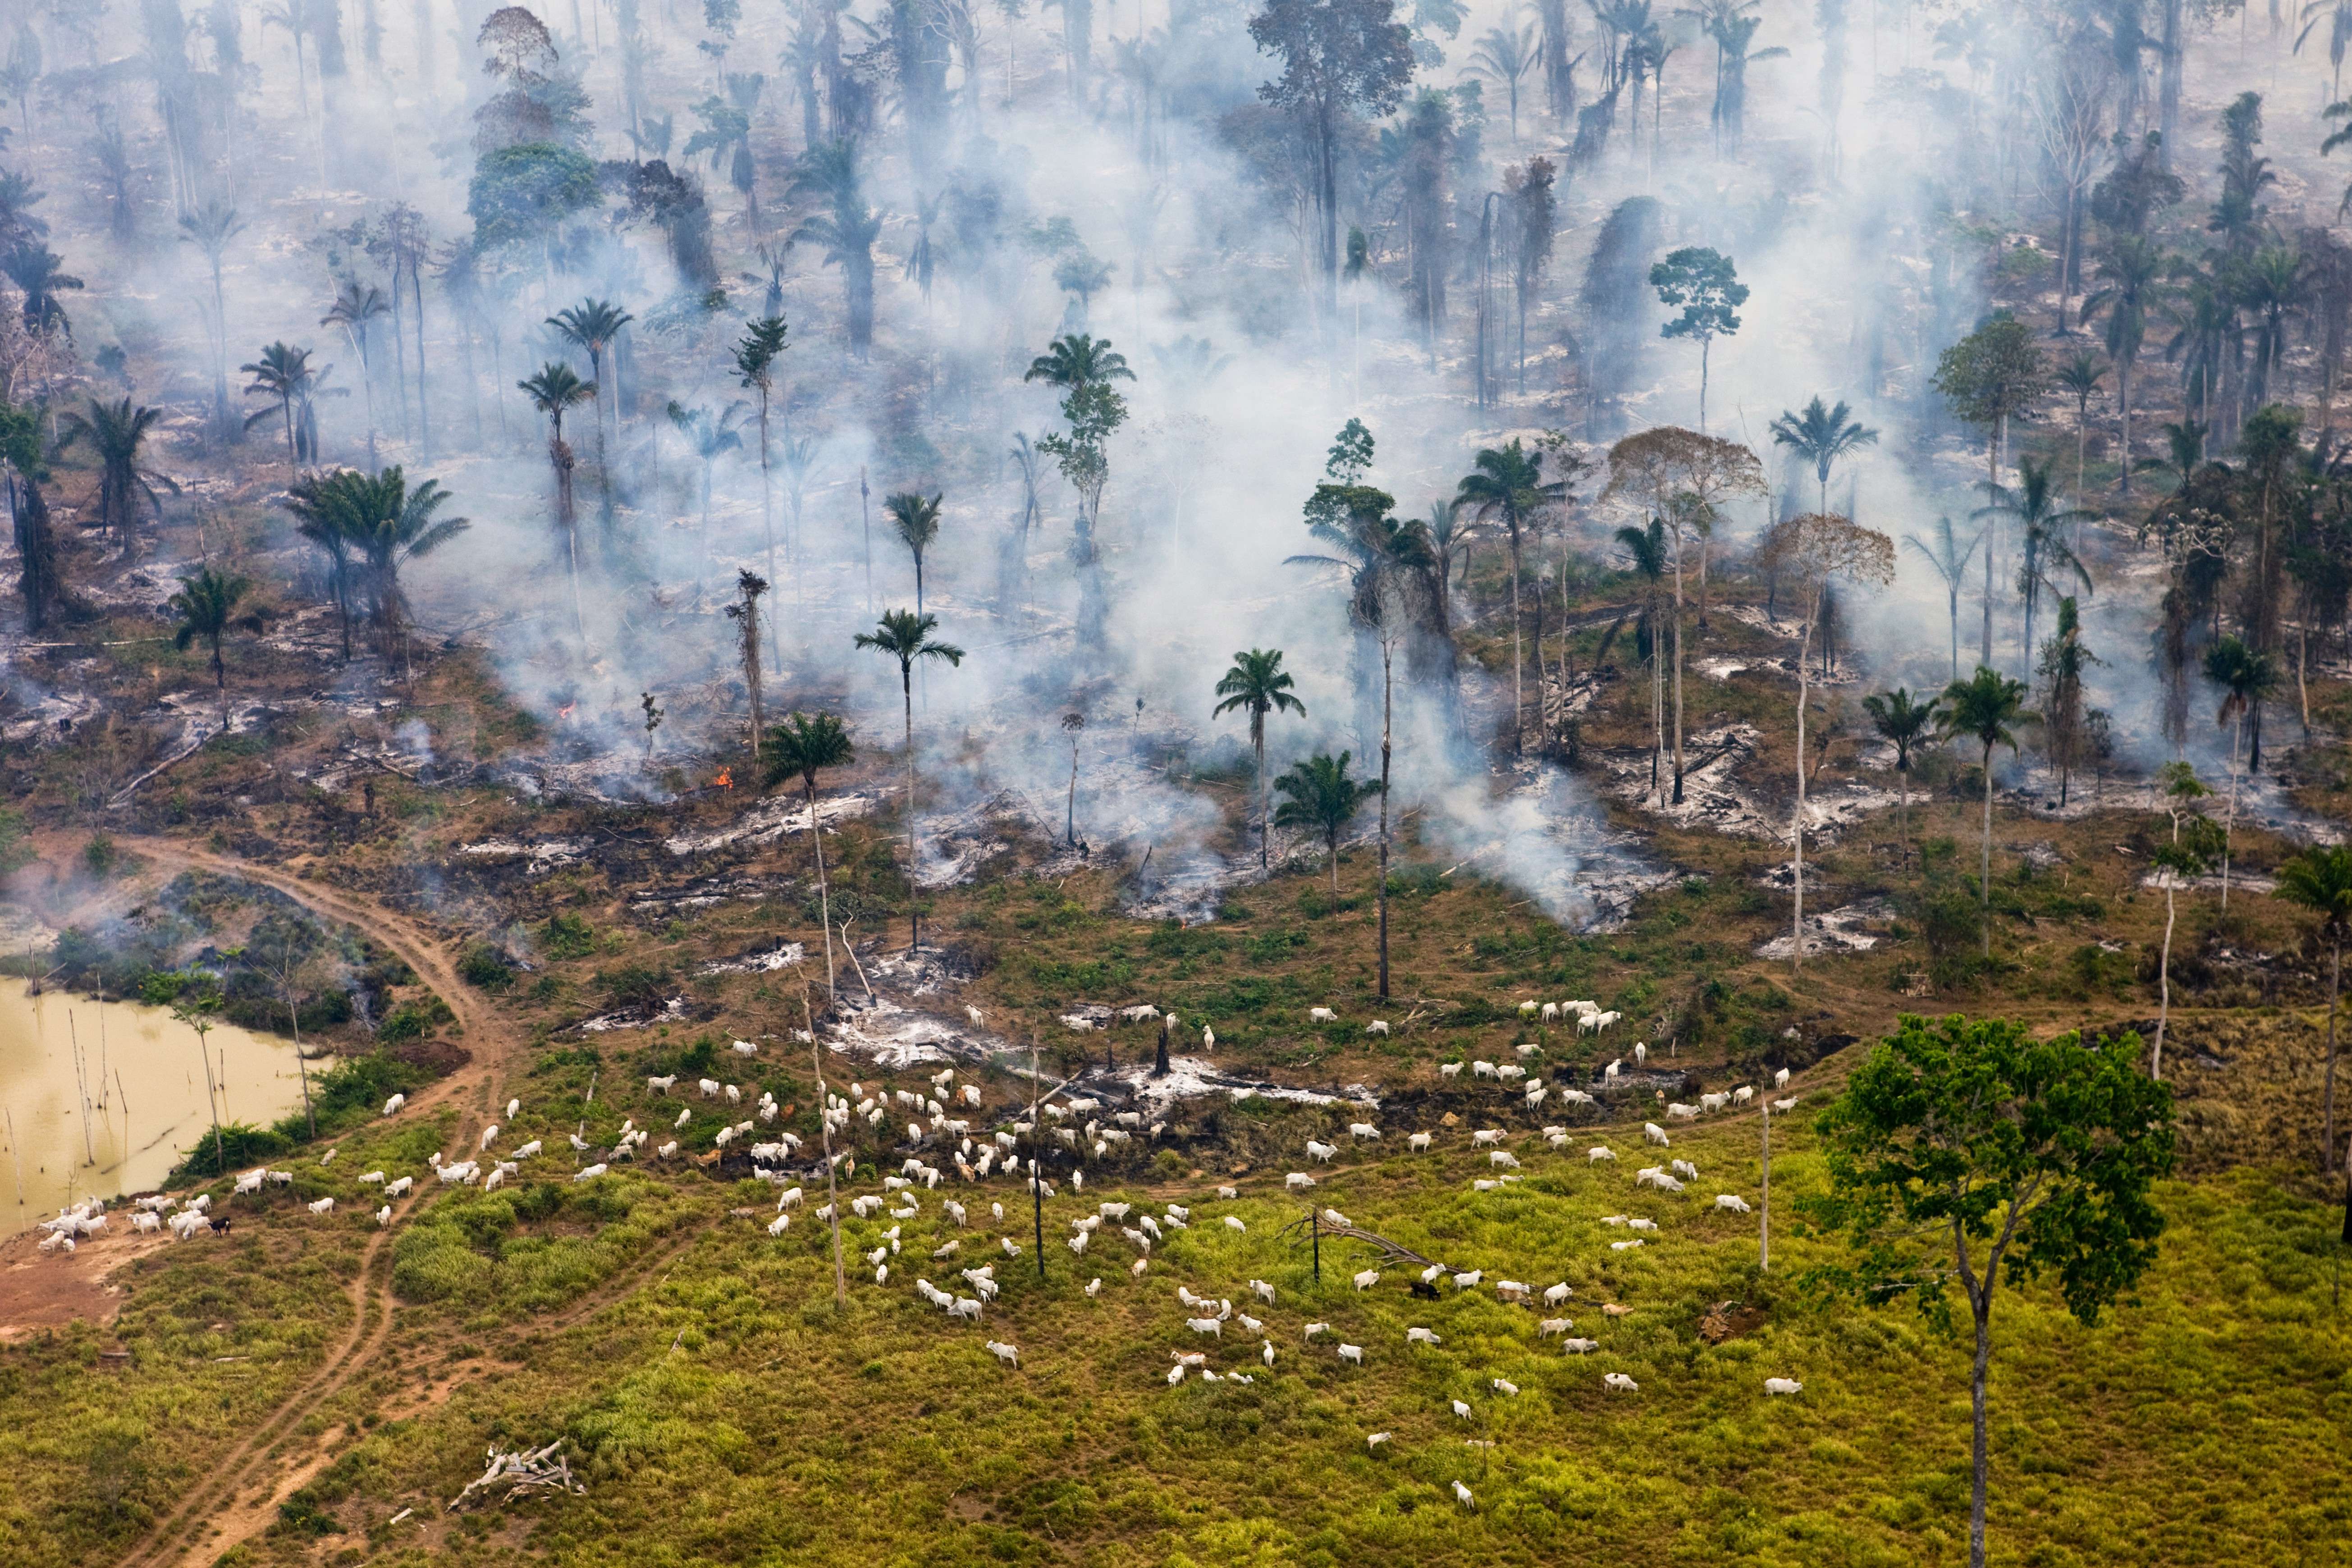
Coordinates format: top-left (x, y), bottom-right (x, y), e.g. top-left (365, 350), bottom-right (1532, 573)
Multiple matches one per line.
top-left (446, 1441), bottom-right (585, 1512)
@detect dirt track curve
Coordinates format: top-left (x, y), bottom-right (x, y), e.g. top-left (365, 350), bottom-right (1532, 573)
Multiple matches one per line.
top-left (110, 839), bottom-right (517, 1568)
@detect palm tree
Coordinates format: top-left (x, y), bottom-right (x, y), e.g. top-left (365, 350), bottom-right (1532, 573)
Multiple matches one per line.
top-left (853, 609), bottom-right (965, 946)
top-left (733, 314), bottom-right (790, 651)
top-left (283, 469), bottom-right (361, 659)
top-left (2202, 634), bottom-right (2278, 909)
top-left (1616, 519), bottom-right (1670, 804)
top-left (884, 490), bottom-right (945, 614)
top-left (1977, 457), bottom-right (2095, 670)
top-left (178, 201), bottom-right (243, 436)
top-left (2083, 235), bottom-right (2168, 493)
top-left (1022, 331), bottom-right (1135, 393)
top-left (1904, 516), bottom-right (1982, 680)
top-left (2, 244), bottom-right (82, 338)
top-left (2053, 350), bottom-right (2106, 496)
top-left (789, 140), bottom-right (882, 353)
top-left (1212, 649), bottom-right (1308, 870)
top-left (1423, 497), bottom-right (1473, 645)
top-left (1467, 17), bottom-right (1539, 141)
top-left (58, 398), bottom-right (178, 551)
top-left (322, 281), bottom-right (390, 467)
top-left (168, 568), bottom-right (267, 726)
top-left (667, 400), bottom-right (746, 598)
top-left (1768, 395), bottom-right (1879, 513)
top-left (2277, 845), bottom-right (2352, 1178)
top-left (762, 710), bottom-right (855, 995)
top-left (518, 362), bottom-right (596, 643)
top-left (548, 297), bottom-right (634, 530)
top-left (1456, 439), bottom-right (1568, 753)
top-left (241, 342), bottom-right (317, 476)
top-left (1862, 687), bottom-right (1940, 845)
top-left (344, 467), bottom-right (470, 676)
top-left (1272, 750), bottom-right (1383, 897)
top-left (2303, 0), bottom-right (2352, 99)
top-left (1937, 665), bottom-right (2036, 955)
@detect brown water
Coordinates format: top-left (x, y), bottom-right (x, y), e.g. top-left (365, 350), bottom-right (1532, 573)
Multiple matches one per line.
top-left (0, 982), bottom-right (311, 1234)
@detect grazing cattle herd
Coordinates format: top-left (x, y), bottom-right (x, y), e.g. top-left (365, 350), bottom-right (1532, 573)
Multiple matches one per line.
top-left (39, 997), bottom-right (1805, 1479)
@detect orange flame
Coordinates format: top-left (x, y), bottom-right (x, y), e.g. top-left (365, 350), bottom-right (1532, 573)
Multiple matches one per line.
top-left (714, 768), bottom-right (734, 790)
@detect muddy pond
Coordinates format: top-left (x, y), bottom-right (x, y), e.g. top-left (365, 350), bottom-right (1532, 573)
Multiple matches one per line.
top-left (0, 982), bottom-right (311, 1234)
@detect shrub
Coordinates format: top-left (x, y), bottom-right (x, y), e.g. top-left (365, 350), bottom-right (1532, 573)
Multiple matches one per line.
top-left (458, 942), bottom-right (517, 991)
top-left (541, 912), bottom-right (597, 959)
top-left (166, 1121), bottom-right (290, 1184)
top-left (82, 833), bottom-right (119, 877)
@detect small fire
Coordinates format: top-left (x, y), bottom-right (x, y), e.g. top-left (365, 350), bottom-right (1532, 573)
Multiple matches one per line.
top-left (558, 702), bottom-right (576, 722)
top-left (714, 768), bottom-right (733, 790)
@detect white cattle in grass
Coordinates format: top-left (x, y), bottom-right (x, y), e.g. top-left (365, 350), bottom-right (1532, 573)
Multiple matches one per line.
top-left (1408, 1132), bottom-right (1432, 1152)
top-left (1352, 1269), bottom-right (1379, 1291)
top-left (1765, 1377), bottom-right (1803, 1396)
top-left (1716, 1193), bottom-right (1753, 1213)
top-left (1588, 1146), bottom-right (1616, 1162)
top-left (1604, 1372), bottom-right (1639, 1392)
top-left (1406, 1326), bottom-right (1441, 1346)
top-left (1308, 1007), bottom-right (1338, 1023)
top-left (1644, 1123), bottom-right (1670, 1145)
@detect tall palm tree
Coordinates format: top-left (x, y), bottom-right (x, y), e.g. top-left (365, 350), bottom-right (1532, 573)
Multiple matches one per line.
top-left (2237, 245), bottom-right (2308, 411)
top-left (2082, 234), bottom-right (2166, 492)
top-left (1937, 665), bottom-right (2035, 955)
top-left (1862, 687), bottom-right (1940, 845)
top-left (789, 140), bottom-right (882, 353)
top-left (241, 342), bottom-right (317, 476)
top-left (1904, 516), bottom-right (1982, 680)
top-left (2053, 350), bottom-right (2106, 497)
top-left (2202, 634), bottom-right (2277, 909)
top-left (1467, 17), bottom-right (1539, 141)
top-left (168, 567), bottom-right (267, 726)
top-left (1977, 457), bottom-right (2095, 669)
top-left (2, 243), bottom-right (82, 338)
top-left (1212, 648), bottom-right (1308, 870)
top-left (1456, 438), bottom-right (1568, 753)
top-left (884, 490), bottom-right (945, 614)
top-left (56, 398), bottom-right (176, 549)
top-left (178, 201), bottom-right (243, 436)
top-left (1272, 750), bottom-right (1384, 897)
top-left (667, 400), bottom-right (746, 598)
top-left (1616, 518), bottom-right (1670, 804)
top-left (762, 710), bottom-right (855, 995)
top-left (1423, 497), bottom-right (1473, 645)
top-left (548, 297), bottom-right (634, 530)
top-left (733, 314), bottom-right (789, 652)
top-left (519, 362), bottom-right (595, 643)
top-left (322, 281), bottom-right (390, 467)
top-left (853, 609), bottom-right (965, 946)
top-left (1768, 395), bottom-right (1879, 513)
top-left (2277, 844), bottom-right (2352, 1179)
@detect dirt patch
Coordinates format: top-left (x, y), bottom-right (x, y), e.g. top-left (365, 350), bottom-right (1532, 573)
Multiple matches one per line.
top-left (1697, 1299), bottom-right (1766, 1344)
top-left (0, 1224), bottom-right (170, 1340)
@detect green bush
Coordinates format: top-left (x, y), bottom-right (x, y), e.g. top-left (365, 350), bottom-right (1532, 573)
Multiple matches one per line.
top-left (375, 1001), bottom-right (438, 1044)
top-left (165, 1120), bottom-right (290, 1184)
top-left (82, 833), bottom-right (119, 877)
top-left (457, 942), bottom-right (517, 991)
top-left (541, 912), bottom-right (597, 960)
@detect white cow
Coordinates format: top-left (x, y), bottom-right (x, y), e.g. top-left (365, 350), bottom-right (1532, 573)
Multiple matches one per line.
top-left (1765, 1377), bottom-right (1804, 1396)
top-left (1604, 1372), bottom-right (1639, 1392)
top-left (1408, 1132), bottom-right (1433, 1152)
top-left (1715, 1194), bottom-right (1753, 1213)
top-left (1644, 1122), bottom-right (1670, 1145)
top-left (1352, 1269), bottom-right (1380, 1291)
top-left (1308, 1007), bottom-right (1338, 1023)
top-left (1588, 1146), bottom-right (1616, 1162)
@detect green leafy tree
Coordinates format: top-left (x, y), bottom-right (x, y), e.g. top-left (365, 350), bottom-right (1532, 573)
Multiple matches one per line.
top-left (168, 567), bottom-right (267, 726)
top-left (854, 609), bottom-right (965, 945)
top-left (1648, 246), bottom-right (1746, 430)
top-left (1937, 665), bottom-right (2036, 955)
top-left (1213, 648), bottom-right (1308, 870)
top-left (1767, 394), bottom-right (1877, 513)
top-left (1025, 333), bottom-right (1135, 647)
top-left (467, 142), bottom-right (601, 256)
top-left (790, 140), bottom-right (882, 352)
top-left (2, 243), bottom-right (81, 338)
top-left (763, 711), bottom-right (855, 993)
top-left (1934, 312), bottom-right (2048, 663)
top-left (2201, 633), bottom-right (2277, 908)
top-left (1801, 1012), bottom-right (2176, 1568)
top-left (1272, 749), bottom-right (1384, 896)
top-left (1862, 686), bottom-right (1939, 842)
top-left (2277, 845), bottom-right (2352, 1182)
top-left (2150, 761), bottom-right (2220, 1081)
top-left (1246, 0), bottom-right (1417, 313)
